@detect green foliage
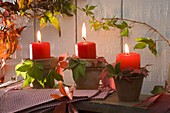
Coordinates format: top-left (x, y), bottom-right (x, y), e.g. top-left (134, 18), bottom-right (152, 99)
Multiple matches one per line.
top-left (67, 58), bottom-right (86, 81)
top-left (80, 5), bottom-right (164, 56)
top-left (0, 0), bottom-right (76, 32)
top-left (45, 69), bottom-right (63, 88)
top-left (134, 37), bottom-right (157, 56)
top-left (151, 85), bottom-right (166, 95)
top-left (106, 63), bottom-right (121, 79)
top-left (105, 62), bottom-right (149, 80)
top-left (15, 60), bottom-right (63, 88)
top-left (82, 4), bottom-right (97, 17)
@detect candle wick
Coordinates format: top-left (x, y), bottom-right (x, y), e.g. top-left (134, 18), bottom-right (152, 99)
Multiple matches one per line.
top-left (38, 41), bottom-right (40, 43)
top-left (126, 53), bottom-right (129, 55)
top-left (83, 37), bottom-right (86, 42)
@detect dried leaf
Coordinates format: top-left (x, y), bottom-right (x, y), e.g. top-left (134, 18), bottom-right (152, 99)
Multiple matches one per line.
top-left (51, 94), bottom-right (62, 100)
top-left (149, 93), bottom-right (170, 113)
top-left (59, 53), bottom-right (68, 61)
top-left (59, 61), bottom-right (69, 68)
top-left (135, 93), bottom-right (162, 108)
top-left (59, 82), bottom-right (67, 96)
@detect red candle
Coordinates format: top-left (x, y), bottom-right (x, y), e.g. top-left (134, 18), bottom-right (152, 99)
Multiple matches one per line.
top-left (30, 31), bottom-right (51, 60)
top-left (116, 44), bottom-right (140, 70)
top-left (76, 41), bottom-right (96, 59)
top-left (75, 23), bottom-right (96, 59)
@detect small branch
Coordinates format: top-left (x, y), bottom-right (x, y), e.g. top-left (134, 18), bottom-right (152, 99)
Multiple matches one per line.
top-left (114, 18), bottom-right (170, 46)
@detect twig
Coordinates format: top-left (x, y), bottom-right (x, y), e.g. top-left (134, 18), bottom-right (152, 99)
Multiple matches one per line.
top-left (114, 18), bottom-right (170, 46)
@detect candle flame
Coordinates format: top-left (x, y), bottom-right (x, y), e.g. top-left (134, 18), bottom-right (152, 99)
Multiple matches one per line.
top-left (37, 30), bottom-right (41, 42)
top-left (125, 43), bottom-right (129, 54)
top-left (82, 23), bottom-right (86, 40)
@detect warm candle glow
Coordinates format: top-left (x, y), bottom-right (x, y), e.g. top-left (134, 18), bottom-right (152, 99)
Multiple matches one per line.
top-left (37, 30), bottom-right (41, 42)
top-left (125, 43), bottom-right (129, 54)
top-left (75, 44), bottom-right (78, 56)
top-left (82, 23), bottom-right (86, 39)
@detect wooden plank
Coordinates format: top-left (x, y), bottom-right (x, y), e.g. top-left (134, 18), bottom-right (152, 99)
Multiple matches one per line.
top-left (123, 0), bottom-right (170, 94)
top-left (4, 19), bottom-right (34, 82)
top-left (73, 93), bottom-right (149, 113)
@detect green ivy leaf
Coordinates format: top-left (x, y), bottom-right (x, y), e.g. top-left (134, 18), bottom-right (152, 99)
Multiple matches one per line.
top-left (70, 4), bottom-right (76, 14)
top-left (122, 21), bottom-right (128, 28)
top-left (68, 59), bottom-right (79, 69)
top-left (22, 74), bottom-right (35, 88)
top-left (106, 64), bottom-right (115, 74)
top-left (115, 62), bottom-right (121, 74)
top-left (40, 17), bottom-right (47, 29)
top-left (121, 28), bottom-right (129, 37)
top-left (149, 42), bottom-right (157, 56)
top-left (45, 70), bottom-right (55, 88)
top-left (72, 66), bottom-right (80, 81)
top-left (45, 11), bottom-right (53, 18)
top-left (68, 58), bottom-right (86, 81)
top-left (116, 21), bottom-right (128, 29)
top-left (135, 37), bottom-right (157, 56)
top-left (83, 5), bottom-right (96, 16)
top-left (15, 60), bottom-right (33, 72)
top-left (80, 60), bottom-right (86, 65)
top-left (151, 85), bottom-right (165, 95)
top-left (102, 25), bottom-right (110, 30)
top-left (78, 64), bottom-right (86, 77)
top-left (91, 21), bottom-right (102, 30)
top-left (49, 16), bottom-right (60, 31)
top-left (107, 73), bottom-right (115, 78)
top-left (88, 5), bottom-right (96, 10)
top-left (134, 42), bottom-right (147, 49)
top-left (51, 70), bottom-right (63, 81)
top-left (27, 65), bottom-right (43, 81)
top-left (135, 37), bottom-right (152, 44)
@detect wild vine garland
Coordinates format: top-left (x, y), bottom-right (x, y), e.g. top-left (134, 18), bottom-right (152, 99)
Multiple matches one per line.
top-left (82, 5), bottom-right (170, 56)
top-left (0, 1), bottom-right (169, 66)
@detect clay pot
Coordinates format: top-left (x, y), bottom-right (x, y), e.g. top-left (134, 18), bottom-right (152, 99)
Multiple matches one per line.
top-left (30, 57), bottom-right (58, 88)
top-left (114, 75), bottom-right (144, 102)
top-left (75, 59), bottom-right (105, 89)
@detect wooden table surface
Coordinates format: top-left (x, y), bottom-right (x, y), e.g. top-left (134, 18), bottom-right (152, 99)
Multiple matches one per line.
top-left (73, 93), bottom-right (149, 113)
top-left (0, 80), bottom-right (149, 113)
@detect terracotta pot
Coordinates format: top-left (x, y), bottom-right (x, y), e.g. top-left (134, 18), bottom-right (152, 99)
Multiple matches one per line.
top-left (74, 59), bottom-right (105, 89)
top-left (114, 75), bottom-right (144, 102)
top-left (30, 57), bottom-right (58, 88)
top-left (75, 67), bottom-right (104, 89)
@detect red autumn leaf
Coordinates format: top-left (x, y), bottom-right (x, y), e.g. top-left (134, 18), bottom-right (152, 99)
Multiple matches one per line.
top-left (56, 66), bottom-right (62, 74)
top-left (93, 57), bottom-right (107, 67)
top-left (51, 93), bottom-right (63, 100)
top-left (17, 45), bottom-right (21, 51)
top-left (59, 82), bottom-right (67, 96)
top-left (99, 69), bottom-right (110, 87)
top-left (59, 61), bottom-right (68, 68)
top-left (97, 57), bottom-right (107, 63)
top-left (130, 69), bottom-right (142, 74)
top-left (135, 93), bottom-right (162, 108)
top-left (148, 93), bottom-right (170, 113)
top-left (59, 53), bottom-right (68, 61)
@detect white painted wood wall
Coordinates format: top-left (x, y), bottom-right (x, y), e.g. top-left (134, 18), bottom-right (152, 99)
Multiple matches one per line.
top-left (4, 0), bottom-right (170, 94)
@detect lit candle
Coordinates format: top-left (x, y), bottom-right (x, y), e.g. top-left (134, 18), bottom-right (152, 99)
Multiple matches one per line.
top-left (116, 44), bottom-right (140, 70)
top-left (30, 31), bottom-right (51, 60)
top-left (75, 23), bottom-right (96, 59)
